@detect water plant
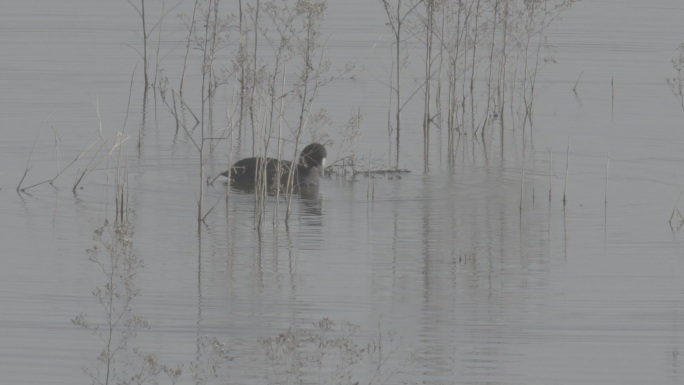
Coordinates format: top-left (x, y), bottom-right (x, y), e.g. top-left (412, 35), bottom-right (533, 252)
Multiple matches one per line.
top-left (73, 216), bottom-right (234, 384)
top-left (15, 103), bottom-right (129, 195)
top-left (126, 0), bottom-right (150, 90)
top-left (72, 220), bottom-right (150, 385)
top-left (379, 0), bottom-right (422, 169)
top-left (376, 0), bottom-right (578, 169)
top-left (667, 42), bottom-right (684, 111)
top-left (259, 317), bottom-right (408, 385)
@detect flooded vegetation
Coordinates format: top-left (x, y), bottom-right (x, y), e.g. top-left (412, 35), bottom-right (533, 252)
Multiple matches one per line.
top-left (4, 0), bottom-right (684, 384)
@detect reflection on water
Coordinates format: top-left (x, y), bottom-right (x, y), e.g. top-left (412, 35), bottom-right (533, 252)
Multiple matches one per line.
top-left (298, 192), bottom-right (323, 218)
top-left (203, 168), bottom-right (560, 383)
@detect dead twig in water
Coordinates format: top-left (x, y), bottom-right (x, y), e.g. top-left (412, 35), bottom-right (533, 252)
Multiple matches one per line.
top-left (669, 192), bottom-right (684, 231)
top-left (572, 71), bottom-right (583, 95)
top-left (354, 168), bottom-right (410, 177)
top-left (17, 111), bottom-right (55, 192)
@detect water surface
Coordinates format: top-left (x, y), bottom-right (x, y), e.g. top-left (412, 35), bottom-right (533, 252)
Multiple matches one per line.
top-left (3, 1), bottom-right (684, 384)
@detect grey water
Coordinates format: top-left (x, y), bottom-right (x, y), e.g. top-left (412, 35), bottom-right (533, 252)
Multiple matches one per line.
top-left (3, 0), bottom-right (684, 384)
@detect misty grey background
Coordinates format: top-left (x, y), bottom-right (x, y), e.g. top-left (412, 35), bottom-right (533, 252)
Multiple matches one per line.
top-left (2, 0), bottom-right (684, 384)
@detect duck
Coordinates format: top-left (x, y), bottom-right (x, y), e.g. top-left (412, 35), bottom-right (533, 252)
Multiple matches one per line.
top-left (220, 143), bottom-right (327, 190)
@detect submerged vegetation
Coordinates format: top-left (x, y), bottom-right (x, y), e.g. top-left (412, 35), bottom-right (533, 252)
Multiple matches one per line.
top-left (259, 318), bottom-right (408, 385)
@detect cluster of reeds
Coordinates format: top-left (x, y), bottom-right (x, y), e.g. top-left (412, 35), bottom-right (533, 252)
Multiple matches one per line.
top-left (125, 0), bottom-right (352, 226)
top-left (235, 0), bottom-right (354, 227)
top-left (11, 0), bottom-right (582, 222)
top-left (13, 0), bottom-right (583, 215)
top-left (379, 0), bottom-right (578, 169)
top-left (104, 0), bottom-right (585, 224)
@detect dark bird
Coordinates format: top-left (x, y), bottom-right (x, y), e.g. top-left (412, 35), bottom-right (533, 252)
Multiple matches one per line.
top-left (220, 143), bottom-right (327, 191)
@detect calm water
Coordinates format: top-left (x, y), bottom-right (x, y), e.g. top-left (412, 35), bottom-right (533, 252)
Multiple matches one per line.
top-left (3, 0), bottom-right (684, 384)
